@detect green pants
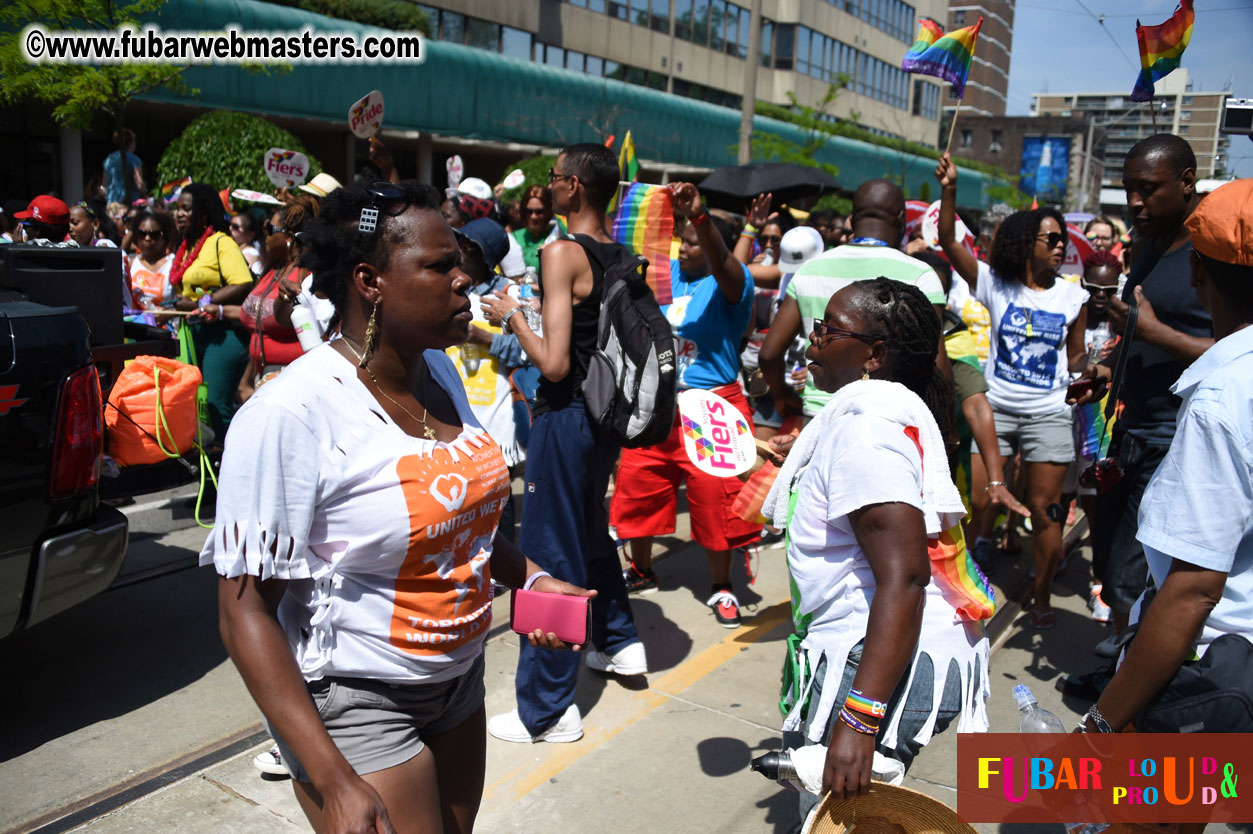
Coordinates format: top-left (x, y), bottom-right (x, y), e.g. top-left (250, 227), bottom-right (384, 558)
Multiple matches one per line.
top-left (192, 320), bottom-right (250, 442)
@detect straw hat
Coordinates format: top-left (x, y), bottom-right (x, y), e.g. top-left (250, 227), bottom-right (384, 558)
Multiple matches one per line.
top-left (804, 784), bottom-right (976, 834)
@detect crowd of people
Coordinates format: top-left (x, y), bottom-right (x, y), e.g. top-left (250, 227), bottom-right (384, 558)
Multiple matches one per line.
top-left (5, 129), bottom-right (1250, 834)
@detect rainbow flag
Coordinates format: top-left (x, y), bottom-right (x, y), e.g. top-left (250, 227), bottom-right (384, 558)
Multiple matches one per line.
top-left (607, 130), bottom-right (639, 215)
top-left (157, 176), bottom-right (192, 202)
top-left (1130, 0), bottom-right (1194, 102)
top-left (901, 17), bottom-right (982, 98)
top-left (612, 182), bottom-right (673, 305)
top-left (929, 526), bottom-right (996, 622)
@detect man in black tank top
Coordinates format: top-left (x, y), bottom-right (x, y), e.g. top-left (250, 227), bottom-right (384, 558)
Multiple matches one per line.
top-left (482, 144), bottom-right (647, 744)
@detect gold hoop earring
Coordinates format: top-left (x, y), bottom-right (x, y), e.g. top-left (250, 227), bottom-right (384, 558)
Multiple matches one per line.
top-left (360, 298), bottom-right (380, 368)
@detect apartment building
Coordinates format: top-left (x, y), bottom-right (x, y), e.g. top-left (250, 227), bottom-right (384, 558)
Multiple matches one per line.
top-left (412, 0), bottom-right (948, 146)
top-left (1032, 69), bottom-right (1231, 208)
top-left (944, 1), bottom-right (1013, 117)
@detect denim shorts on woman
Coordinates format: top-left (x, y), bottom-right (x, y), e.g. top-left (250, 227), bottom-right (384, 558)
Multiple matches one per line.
top-left (267, 651), bottom-right (485, 782)
top-left (992, 408), bottom-right (1075, 463)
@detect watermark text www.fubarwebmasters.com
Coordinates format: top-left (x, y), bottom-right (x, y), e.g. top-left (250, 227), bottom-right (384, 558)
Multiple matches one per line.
top-left (20, 24), bottom-right (425, 64)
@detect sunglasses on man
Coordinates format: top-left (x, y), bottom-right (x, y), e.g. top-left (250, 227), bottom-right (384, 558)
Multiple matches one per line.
top-left (1036, 231), bottom-right (1067, 249)
top-left (1080, 282), bottom-right (1119, 297)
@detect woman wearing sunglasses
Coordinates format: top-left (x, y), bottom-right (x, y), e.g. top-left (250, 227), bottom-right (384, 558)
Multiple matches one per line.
top-left (126, 209), bottom-right (176, 314)
top-left (199, 194), bottom-right (320, 402)
top-left (203, 181), bottom-right (591, 834)
top-left (511, 185), bottom-right (563, 273)
top-left (229, 211), bottom-right (266, 278)
top-left (763, 278), bottom-right (989, 817)
top-left (935, 153), bottom-right (1089, 630)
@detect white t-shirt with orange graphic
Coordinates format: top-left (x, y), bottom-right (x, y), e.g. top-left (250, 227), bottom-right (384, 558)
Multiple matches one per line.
top-left (128, 253), bottom-right (175, 309)
top-left (200, 343), bottom-right (510, 685)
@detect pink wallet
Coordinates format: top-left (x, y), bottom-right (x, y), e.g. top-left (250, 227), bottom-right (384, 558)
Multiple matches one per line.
top-left (510, 589), bottom-right (591, 645)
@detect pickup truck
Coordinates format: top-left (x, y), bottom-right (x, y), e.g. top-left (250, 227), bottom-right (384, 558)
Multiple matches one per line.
top-left (0, 244), bottom-right (198, 639)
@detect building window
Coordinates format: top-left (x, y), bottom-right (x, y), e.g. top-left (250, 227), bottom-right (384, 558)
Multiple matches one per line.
top-left (501, 26), bottom-right (531, 60)
top-left (775, 23), bottom-right (794, 70)
top-left (608, 1), bottom-right (629, 20)
top-left (953, 10), bottom-right (965, 26)
top-left (465, 18), bottom-right (500, 51)
top-left (796, 26), bottom-right (810, 75)
top-left (440, 11), bottom-right (466, 43)
top-left (652, 0), bottom-right (671, 33)
top-left (604, 59), bottom-right (621, 79)
top-left (989, 129), bottom-right (1002, 153)
top-left (760, 20), bottom-right (773, 67)
top-left (693, 0), bottom-right (711, 46)
top-left (566, 49), bottom-right (586, 71)
top-left (674, 0), bottom-right (692, 39)
top-left (586, 55), bottom-right (604, 75)
top-left (960, 129), bottom-right (973, 149)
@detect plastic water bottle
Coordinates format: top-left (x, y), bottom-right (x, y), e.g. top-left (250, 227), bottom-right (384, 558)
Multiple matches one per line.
top-left (1013, 685), bottom-right (1109, 834)
top-left (519, 267), bottom-right (543, 333)
top-left (1087, 320), bottom-right (1112, 365)
top-left (751, 745), bottom-right (904, 793)
top-left (290, 303), bottom-right (323, 352)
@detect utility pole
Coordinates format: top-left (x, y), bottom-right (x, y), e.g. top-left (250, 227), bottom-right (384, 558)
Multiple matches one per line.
top-left (737, 0), bottom-right (762, 165)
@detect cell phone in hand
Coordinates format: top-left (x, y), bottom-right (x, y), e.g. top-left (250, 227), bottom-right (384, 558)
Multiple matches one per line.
top-left (510, 589), bottom-right (590, 645)
top-left (1066, 378), bottom-right (1098, 401)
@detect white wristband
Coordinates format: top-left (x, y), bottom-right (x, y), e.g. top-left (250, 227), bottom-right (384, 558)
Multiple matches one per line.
top-left (522, 571), bottom-right (550, 592)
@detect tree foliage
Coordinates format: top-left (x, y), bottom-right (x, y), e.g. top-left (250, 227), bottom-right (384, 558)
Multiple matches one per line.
top-left (749, 82), bottom-right (843, 181)
top-left (156, 110), bottom-right (322, 193)
top-left (497, 154), bottom-right (559, 204)
top-left (0, 0), bottom-right (193, 130)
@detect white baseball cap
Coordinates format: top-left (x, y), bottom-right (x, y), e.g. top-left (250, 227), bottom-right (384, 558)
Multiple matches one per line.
top-left (299, 172), bottom-right (343, 198)
top-left (778, 226), bottom-right (824, 270)
top-left (456, 177), bottom-right (493, 200)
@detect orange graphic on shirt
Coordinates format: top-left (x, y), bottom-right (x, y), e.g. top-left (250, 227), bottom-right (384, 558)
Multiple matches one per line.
top-left (390, 435), bottom-right (510, 655)
top-left (129, 258), bottom-right (171, 308)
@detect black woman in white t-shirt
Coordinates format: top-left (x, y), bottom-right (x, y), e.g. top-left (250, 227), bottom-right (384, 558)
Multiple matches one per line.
top-left (935, 153), bottom-right (1089, 630)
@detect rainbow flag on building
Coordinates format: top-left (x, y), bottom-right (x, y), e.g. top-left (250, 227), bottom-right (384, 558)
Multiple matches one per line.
top-left (1129, 0), bottom-right (1194, 102)
top-left (612, 182), bottom-right (673, 305)
top-left (901, 17), bottom-right (982, 98)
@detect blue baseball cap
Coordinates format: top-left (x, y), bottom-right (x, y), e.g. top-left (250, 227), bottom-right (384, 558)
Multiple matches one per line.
top-left (456, 218), bottom-right (508, 271)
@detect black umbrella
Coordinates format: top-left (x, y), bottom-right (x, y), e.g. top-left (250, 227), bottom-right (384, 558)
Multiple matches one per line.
top-left (697, 162), bottom-right (839, 212)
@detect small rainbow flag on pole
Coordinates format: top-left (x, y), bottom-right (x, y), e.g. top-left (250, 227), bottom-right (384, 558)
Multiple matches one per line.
top-left (1129, 0), bottom-right (1194, 103)
top-left (901, 17), bottom-right (982, 98)
top-left (612, 182), bottom-right (673, 305)
top-left (157, 176), bottom-right (192, 202)
top-left (607, 131), bottom-right (639, 215)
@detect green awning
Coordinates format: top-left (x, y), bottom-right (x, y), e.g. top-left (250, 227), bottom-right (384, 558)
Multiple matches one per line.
top-left (140, 0), bottom-right (990, 206)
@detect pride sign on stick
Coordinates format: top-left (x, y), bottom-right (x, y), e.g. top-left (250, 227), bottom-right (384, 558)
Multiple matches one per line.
top-left (677, 389), bottom-right (757, 477)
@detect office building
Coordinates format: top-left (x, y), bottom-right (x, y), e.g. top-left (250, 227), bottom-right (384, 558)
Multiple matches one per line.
top-left (1032, 69), bottom-right (1231, 209)
top-left (413, 0), bottom-right (948, 146)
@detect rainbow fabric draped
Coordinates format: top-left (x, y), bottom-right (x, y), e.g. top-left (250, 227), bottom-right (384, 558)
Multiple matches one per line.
top-left (611, 182), bottom-right (674, 305)
top-left (929, 526), bottom-right (996, 622)
top-left (901, 17), bottom-right (982, 97)
top-left (1130, 0), bottom-right (1194, 102)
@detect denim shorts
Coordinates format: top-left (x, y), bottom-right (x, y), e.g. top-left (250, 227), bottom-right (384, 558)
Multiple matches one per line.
top-left (993, 408), bottom-right (1075, 463)
top-left (783, 641), bottom-right (965, 826)
top-left (267, 652), bottom-right (485, 782)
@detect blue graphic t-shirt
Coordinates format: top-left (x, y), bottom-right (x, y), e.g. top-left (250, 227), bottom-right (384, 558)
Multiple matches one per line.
top-left (663, 259), bottom-right (754, 390)
top-left (974, 263), bottom-right (1088, 416)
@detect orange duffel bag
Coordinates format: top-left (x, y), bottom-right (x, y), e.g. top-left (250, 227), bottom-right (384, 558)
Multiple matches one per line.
top-left (105, 355), bottom-right (203, 467)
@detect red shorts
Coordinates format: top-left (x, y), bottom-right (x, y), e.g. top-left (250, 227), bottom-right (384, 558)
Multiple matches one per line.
top-left (610, 383), bottom-right (762, 552)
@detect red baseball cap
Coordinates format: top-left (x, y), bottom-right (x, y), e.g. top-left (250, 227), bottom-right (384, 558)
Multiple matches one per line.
top-left (14, 195), bottom-right (71, 225)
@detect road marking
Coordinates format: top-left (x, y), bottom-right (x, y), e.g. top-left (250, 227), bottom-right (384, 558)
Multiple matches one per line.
top-left (482, 600), bottom-right (791, 804)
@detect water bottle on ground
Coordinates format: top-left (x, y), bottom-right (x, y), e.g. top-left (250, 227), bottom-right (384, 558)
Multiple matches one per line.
top-left (1012, 685), bottom-right (1109, 834)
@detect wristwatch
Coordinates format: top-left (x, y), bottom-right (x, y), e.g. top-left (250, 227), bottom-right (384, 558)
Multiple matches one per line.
top-left (500, 306), bottom-right (522, 334)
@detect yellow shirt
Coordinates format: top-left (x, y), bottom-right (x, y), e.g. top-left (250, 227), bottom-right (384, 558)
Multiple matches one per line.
top-left (177, 231), bottom-right (253, 298)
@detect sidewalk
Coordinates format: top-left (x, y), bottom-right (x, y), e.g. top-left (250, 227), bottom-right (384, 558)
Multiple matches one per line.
top-left (61, 515), bottom-right (1242, 833)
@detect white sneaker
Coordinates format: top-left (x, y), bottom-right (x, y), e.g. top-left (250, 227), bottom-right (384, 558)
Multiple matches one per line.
top-left (253, 745), bottom-right (289, 776)
top-left (584, 641), bottom-right (648, 676)
top-left (488, 704), bottom-right (583, 743)
top-left (1089, 585), bottom-right (1112, 624)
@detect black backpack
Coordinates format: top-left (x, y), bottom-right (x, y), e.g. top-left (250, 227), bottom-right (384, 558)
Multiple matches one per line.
top-left (567, 235), bottom-right (677, 448)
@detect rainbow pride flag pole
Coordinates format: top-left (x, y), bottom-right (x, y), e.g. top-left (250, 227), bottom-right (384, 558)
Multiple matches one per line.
top-left (612, 182), bottom-right (674, 305)
top-left (901, 16), bottom-right (983, 154)
top-left (1129, 0), bottom-right (1194, 104)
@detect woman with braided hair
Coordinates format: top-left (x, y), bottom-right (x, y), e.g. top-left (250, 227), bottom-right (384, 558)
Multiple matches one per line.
top-left (764, 278), bottom-right (990, 823)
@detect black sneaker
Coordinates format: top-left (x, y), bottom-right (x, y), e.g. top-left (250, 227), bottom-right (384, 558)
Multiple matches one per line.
top-left (706, 589), bottom-right (742, 628)
top-left (623, 564), bottom-right (659, 595)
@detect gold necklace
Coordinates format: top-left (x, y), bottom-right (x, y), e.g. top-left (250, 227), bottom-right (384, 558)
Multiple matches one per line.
top-left (339, 338), bottom-right (437, 440)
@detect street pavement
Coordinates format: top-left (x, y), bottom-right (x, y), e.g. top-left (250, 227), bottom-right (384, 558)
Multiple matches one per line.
top-left (3, 491), bottom-right (1245, 833)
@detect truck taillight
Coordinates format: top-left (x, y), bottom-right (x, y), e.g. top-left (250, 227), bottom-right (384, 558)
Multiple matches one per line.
top-left (50, 366), bottom-right (103, 498)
